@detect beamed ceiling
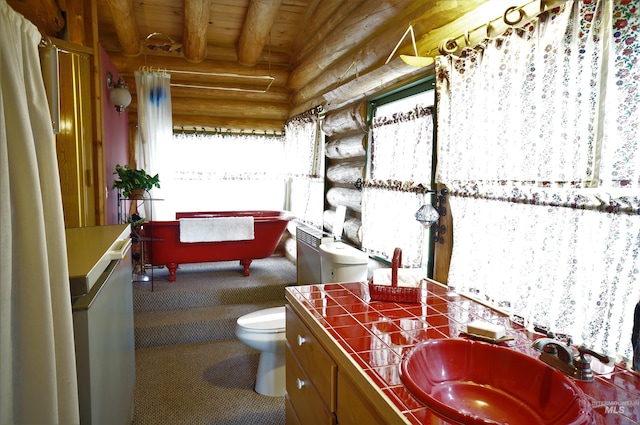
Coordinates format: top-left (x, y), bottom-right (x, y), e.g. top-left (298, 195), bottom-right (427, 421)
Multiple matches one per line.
top-left (9, 0), bottom-right (503, 133)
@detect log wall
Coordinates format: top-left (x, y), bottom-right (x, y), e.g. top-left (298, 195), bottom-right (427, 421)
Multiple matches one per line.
top-left (320, 82), bottom-right (454, 283)
top-left (321, 102), bottom-right (367, 246)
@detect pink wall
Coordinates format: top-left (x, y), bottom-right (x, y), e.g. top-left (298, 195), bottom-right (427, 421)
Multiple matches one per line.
top-left (100, 46), bottom-right (130, 225)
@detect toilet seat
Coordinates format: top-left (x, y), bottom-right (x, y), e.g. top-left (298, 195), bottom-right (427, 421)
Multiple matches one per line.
top-left (237, 306), bottom-right (286, 334)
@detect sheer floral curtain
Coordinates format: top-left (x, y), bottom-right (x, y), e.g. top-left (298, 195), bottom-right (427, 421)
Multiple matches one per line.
top-left (134, 69), bottom-right (172, 218)
top-left (361, 107), bottom-right (434, 266)
top-left (437, 0), bottom-right (640, 358)
top-left (155, 132), bottom-right (287, 219)
top-left (284, 107), bottom-right (324, 226)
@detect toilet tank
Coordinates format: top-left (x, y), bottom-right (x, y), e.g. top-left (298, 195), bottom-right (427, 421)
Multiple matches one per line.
top-left (319, 241), bottom-right (368, 283)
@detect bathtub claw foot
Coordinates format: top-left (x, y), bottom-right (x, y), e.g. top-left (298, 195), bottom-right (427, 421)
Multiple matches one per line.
top-left (241, 259), bottom-right (252, 276)
top-left (167, 262), bottom-right (178, 282)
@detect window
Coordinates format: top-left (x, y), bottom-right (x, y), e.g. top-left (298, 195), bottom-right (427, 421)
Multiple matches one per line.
top-left (361, 80), bottom-right (437, 269)
top-left (151, 110), bottom-right (323, 224)
top-left (436, 0), bottom-right (640, 358)
top-left (153, 132), bottom-right (288, 220)
top-left (284, 108), bottom-right (324, 227)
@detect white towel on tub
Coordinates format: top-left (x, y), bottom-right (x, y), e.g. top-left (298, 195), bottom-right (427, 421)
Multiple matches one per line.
top-left (179, 217), bottom-right (254, 243)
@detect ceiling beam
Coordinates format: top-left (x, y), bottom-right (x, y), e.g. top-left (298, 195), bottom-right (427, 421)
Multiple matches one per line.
top-left (183, 0), bottom-right (209, 63)
top-left (6, 0), bottom-right (64, 36)
top-left (237, 0), bottom-right (283, 66)
top-left (101, 41), bottom-right (292, 66)
top-left (105, 0), bottom-right (141, 56)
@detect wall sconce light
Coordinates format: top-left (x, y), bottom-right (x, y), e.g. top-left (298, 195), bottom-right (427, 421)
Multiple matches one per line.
top-left (106, 71), bottom-right (132, 115)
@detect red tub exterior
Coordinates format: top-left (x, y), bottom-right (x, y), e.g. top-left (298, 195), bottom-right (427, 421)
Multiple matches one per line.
top-left (143, 210), bottom-right (294, 281)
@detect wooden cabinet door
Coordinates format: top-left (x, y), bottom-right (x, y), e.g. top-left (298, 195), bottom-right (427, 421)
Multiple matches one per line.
top-left (337, 371), bottom-right (388, 425)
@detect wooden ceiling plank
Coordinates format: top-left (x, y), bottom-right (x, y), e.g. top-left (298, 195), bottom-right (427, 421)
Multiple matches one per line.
top-left (129, 97), bottom-right (289, 120)
top-left (237, 0), bottom-right (283, 66)
top-left (287, 0), bottom-right (320, 54)
top-left (290, 0), bottom-right (487, 107)
top-left (286, 0), bottom-right (415, 91)
top-left (105, 0), bottom-right (141, 56)
top-left (183, 0), bottom-right (210, 63)
top-left (166, 84), bottom-right (291, 103)
top-left (291, 0), bottom-right (363, 64)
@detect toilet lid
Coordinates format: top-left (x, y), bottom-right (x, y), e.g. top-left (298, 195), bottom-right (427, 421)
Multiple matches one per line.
top-left (237, 306), bottom-right (286, 333)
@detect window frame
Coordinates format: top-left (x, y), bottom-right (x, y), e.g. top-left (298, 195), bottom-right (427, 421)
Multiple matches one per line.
top-left (364, 75), bottom-right (438, 275)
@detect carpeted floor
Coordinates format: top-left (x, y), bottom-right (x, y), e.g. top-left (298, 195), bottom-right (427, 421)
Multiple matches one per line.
top-left (131, 257), bottom-right (294, 425)
top-left (132, 339), bottom-right (285, 425)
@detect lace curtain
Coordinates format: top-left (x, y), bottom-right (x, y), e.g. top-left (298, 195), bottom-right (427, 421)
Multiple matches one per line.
top-left (437, 0), bottom-right (640, 358)
top-left (154, 132), bottom-right (287, 219)
top-left (284, 108), bottom-right (324, 227)
top-left (361, 107), bottom-right (434, 266)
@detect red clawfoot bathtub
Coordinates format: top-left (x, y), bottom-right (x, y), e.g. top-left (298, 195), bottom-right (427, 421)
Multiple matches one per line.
top-left (143, 210), bottom-right (294, 282)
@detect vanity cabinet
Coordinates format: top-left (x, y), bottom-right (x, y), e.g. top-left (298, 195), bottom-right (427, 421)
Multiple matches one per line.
top-left (285, 303), bottom-right (408, 425)
top-left (336, 371), bottom-right (387, 425)
top-left (285, 305), bottom-right (336, 424)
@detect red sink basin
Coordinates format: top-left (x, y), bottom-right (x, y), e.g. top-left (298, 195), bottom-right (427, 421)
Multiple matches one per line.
top-left (400, 339), bottom-right (593, 425)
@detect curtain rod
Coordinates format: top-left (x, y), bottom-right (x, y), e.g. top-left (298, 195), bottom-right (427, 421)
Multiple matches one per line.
top-left (173, 127), bottom-right (284, 138)
top-left (285, 105), bottom-right (324, 125)
top-left (138, 67), bottom-right (276, 93)
top-left (437, 0), bottom-right (567, 55)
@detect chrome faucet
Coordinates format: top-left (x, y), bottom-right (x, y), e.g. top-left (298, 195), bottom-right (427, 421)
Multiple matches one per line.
top-left (532, 338), bottom-right (611, 382)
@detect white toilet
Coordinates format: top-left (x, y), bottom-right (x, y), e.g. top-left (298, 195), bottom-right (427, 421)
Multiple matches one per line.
top-left (235, 305), bottom-right (286, 396)
top-left (319, 241), bottom-right (369, 283)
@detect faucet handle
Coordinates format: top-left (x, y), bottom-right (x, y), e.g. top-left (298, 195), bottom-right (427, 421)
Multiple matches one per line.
top-left (574, 346), bottom-right (612, 382)
top-left (577, 345), bottom-right (611, 364)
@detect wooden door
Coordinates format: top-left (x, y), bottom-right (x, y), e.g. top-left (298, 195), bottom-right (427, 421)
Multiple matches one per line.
top-left (55, 48), bottom-right (95, 227)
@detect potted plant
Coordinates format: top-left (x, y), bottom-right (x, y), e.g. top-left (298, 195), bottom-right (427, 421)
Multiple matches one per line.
top-left (112, 164), bottom-right (160, 199)
top-left (112, 164), bottom-right (160, 224)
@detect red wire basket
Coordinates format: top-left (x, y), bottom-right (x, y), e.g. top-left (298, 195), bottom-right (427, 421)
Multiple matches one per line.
top-left (368, 247), bottom-right (422, 304)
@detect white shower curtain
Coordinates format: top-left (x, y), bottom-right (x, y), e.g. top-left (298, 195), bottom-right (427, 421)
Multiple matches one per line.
top-left (0, 1), bottom-right (79, 423)
top-left (134, 69), bottom-right (172, 219)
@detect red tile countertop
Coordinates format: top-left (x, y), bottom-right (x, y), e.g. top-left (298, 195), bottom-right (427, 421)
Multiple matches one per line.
top-left (286, 280), bottom-right (640, 425)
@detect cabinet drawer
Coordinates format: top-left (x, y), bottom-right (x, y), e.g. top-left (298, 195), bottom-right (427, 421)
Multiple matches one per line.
top-left (286, 347), bottom-right (336, 425)
top-left (286, 305), bottom-right (337, 410)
